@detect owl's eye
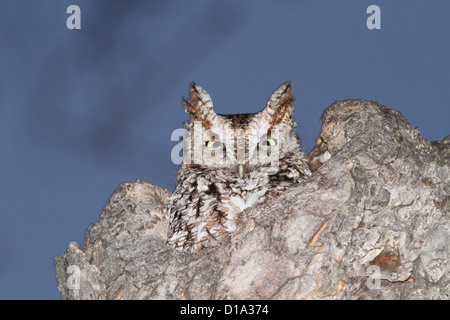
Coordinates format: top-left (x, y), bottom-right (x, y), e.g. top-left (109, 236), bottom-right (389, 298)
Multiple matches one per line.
top-left (205, 140), bottom-right (222, 148)
top-left (260, 138), bottom-right (277, 147)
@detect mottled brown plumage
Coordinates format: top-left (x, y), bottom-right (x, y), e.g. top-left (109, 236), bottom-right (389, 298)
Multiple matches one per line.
top-left (166, 82), bottom-right (311, 253)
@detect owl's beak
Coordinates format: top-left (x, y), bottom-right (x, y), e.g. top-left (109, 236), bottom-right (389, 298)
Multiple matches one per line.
top-left (237, 164), bottom-right (245, 179)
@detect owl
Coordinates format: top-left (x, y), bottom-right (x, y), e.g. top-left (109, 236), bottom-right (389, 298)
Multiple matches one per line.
top-left (166, 82), bottom-right (311, 253)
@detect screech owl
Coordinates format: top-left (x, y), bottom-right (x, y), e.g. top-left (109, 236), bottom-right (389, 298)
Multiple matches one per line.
top-left (166, 81), bottom-right (311, 253)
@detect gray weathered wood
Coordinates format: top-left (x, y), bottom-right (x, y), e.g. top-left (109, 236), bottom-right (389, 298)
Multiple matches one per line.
top-left (54, 100), bottom-right (449, 299)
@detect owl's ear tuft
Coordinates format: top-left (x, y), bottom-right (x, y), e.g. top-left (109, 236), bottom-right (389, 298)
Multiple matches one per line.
top-left (182, 83), bottom-right (216, 121)
top-left (260, 81), bottom-right (295, 125)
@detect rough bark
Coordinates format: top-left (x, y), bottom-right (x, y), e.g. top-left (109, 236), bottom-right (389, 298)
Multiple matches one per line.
top-left (54, 100), bottom-right (449, 300)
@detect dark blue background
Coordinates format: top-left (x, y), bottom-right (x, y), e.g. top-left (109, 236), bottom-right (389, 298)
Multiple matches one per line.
top-left (0, 1), bottom-right (448, 299)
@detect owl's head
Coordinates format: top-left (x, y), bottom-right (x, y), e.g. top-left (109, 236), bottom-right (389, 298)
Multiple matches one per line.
top-left (182, 82), bottom-right (302, 178)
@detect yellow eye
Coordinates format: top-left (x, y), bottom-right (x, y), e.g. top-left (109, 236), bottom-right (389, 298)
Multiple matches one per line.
top-left (260, 138), bottom-right (277, 147)
top-left (205, 140), bottom-right (222, 148)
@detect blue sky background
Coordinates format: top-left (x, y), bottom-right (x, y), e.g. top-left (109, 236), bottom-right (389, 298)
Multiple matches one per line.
top-left (0, 1), bottom-right (448, 299)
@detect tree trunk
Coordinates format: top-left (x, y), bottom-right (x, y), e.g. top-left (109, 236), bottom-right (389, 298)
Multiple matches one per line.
top-left (54, 100), bottom-right (449, 299)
